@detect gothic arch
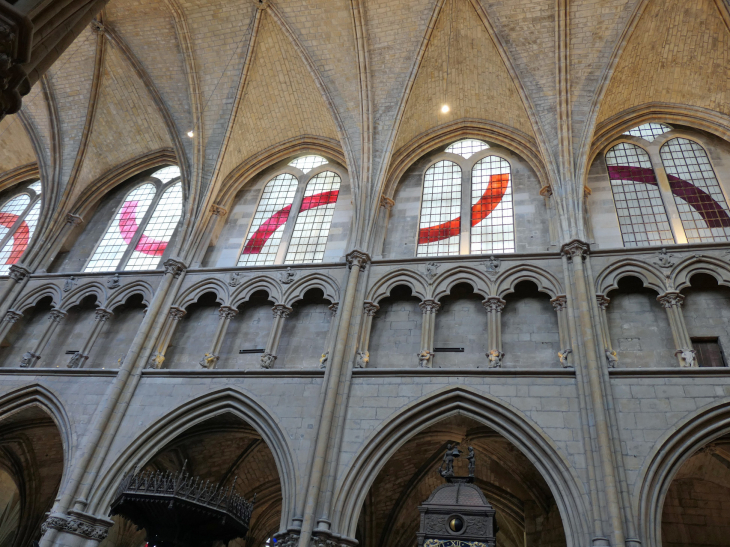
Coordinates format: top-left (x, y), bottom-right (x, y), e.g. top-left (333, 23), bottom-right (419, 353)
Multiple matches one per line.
top-left (173, 278), bottom-right (229, 310)
top-left (106, 281), bottom-right (154, 310)
top-left (86, 387), bottom-right (298, 532)
top-left (670, 256), bottom-right (730, 293)
top-left (331, 387), bottom-right (590, 546)
top-left (59, 281), bottom-right (107, 310)
top-left (13, 283), bottom-right (63, 313)
top-left (495, 264), bottom-right (563, 299)
top-left (230, 276), bottom-right (283, 308)
top-left (636, 398), bottom-right (730, 546)
top-left (366, 269), bottom-right (429, 304)
top-left (594, 259), bottom-right (667, 296)
top-left (431, 265), bottom-right (491, 302)
top-left (282, 273), bottom-right (340, 307)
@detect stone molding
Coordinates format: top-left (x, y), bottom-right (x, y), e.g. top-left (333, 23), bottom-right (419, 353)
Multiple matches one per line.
top-left (65, 213), bottom-right (83, 226)
top-left (657, 291), bottom-right (684, 308)
top-left (94, 308), bottom-right (113, 322)
top-left (363, 301), bottom-right (379, 316)
top-left (596, 294), bottom-right (610, 310)
top-left (8, 264), bottom-right (31, 282)
top-left (49, 309), bottom-right (67, 323)
top-left (346, 250), bottom-right (370, 270)
top-left (551, 295), bottom-right (567, 312)
top-left (210, 204), bottom-right (227, 216)
top-left (41, 512), bottom-right (112, 541)
top-left (169, 306), bottom-right (186, 320)
top-left (419, 299), bottom-right (440, 314)
top-left (561, 239), bottom-right (590, 259)
top-left (163, 258), bottom-right (187, 277)
top-left (272, 304), bottom-right (293, 318)
top-left (379, 196), bottom-right (395, 210)
top-left (218, 305), bottom-right (238, 320)
top-left (2, 309), bottom-right (22, 323)
top-left (482, 297), bottom-right (506, 313)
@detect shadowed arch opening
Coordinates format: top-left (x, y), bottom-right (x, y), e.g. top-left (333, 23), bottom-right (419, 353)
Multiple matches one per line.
top-left (433, 282), bottom-right (488, 367)
top-left (368, 285), bottom-right (423, 368)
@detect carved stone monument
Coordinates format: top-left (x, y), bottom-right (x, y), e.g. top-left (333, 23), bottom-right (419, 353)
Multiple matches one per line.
top-left (418, 448), bottom-right (497, 547)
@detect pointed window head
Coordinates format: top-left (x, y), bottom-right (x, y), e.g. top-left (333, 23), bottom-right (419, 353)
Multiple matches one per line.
top-left (623, 123), bottom-right (672, 142)
top-left (151, 166), bottom-right (181, 184)
top-left (27, 181), bottom-right (42, 194)
top-left (288, 155), bottom-right (328, 174)
top-left (445, 139), bottom-right (489, 159)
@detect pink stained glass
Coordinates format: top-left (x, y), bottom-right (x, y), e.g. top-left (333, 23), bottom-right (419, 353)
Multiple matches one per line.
top-left (417, 160), bottom-right (462, 257)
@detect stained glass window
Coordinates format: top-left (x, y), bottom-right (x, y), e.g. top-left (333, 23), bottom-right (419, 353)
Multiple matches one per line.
top-left (471, 157), bottom-right (514, 254)
top-left (289, 155), bottom-right (328, 174)
top-left (0, 182), bottom-right (42, 275)
top-left (285, 171), bottom-right (341, 264)
top-left (238, 174), bottom-right (298, 266)
top-left (660, 138), bottom-right (730, 243)
top-left (85, 170), bottom-right (183, 273)
top-left (417, 160), bottom-right (462, 257)
top-left (445, 139), bottom-right (489, 159)
top-left (125, 183), bottom-right (183, 270)
top-left (623, 123), bottom-right (672, 142)
top-left (605, 143), bottom-right (674, 247)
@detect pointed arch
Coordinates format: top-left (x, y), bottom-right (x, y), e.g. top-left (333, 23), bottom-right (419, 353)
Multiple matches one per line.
top-left (331, 387), bottom-right (590, 545)
top-left (430, 265), bottom-right (491, 301)
top-left (282, 273), bottom-right (340, 307)
top-left (367, 269), bottom-right (429, 304)
top-left (174, 278), bottom-right (229, 310)
top-left (495, 264), bottom-right (563, 299)
top-left (594, 259), bottom-right (667, 296)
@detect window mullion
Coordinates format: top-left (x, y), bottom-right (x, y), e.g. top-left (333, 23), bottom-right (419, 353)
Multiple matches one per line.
top-left (459, 164), bottom-right (471, 255)
top-left (275, 176), bottom-right (308, 264)
top-left (650, 149), bottom-right (687, 245)
top-left (119, 190), bottom-right (162, 270)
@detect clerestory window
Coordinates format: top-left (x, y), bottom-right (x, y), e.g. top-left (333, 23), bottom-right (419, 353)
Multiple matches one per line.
top-left (238, 155), bottom-right (342, 266)
top-left (416, 139), bottom-right (514, 257)
top-left (0, 180), bottom-right (42, 275)
top-left (85, 166), bottom-right (183, 272)
top-left (606, 124), bottom-right (730, 247)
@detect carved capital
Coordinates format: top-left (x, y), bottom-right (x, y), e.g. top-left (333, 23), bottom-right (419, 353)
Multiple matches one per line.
top-left (94, 308), bottom-right (113, 322)
top-left (379, 196), bottom-right (395, 210)
top-left (355, 349), bottom-right (369, 368)
top-left (657, 291), bottom-right (684, 309)
top-left (561, 239), bottom-right (590, 259)
top-left (272, 304), bottom-right (293, 318)
top-left (67, 352), bottom-right (88, 369)
top-left (551, 295), bottom-right (567, 312)
top-left (168, 306), bottom-right (186, 321)
top-left (676, 348), bottom-right (697, 368)
top-left (8, 264), bottom-right (31, 282)
top-left (596, 294), bottom-right (611, 310)
top-left (419, 299), bottom-right (440, 314)
top-left (199, 353), bottom-right (219, 369)
top-left (260, 352), bottom-right (277, 369)
top-left (20, 351), bottom-right (39, 368)
top-left (539, 185), bottom-right (553, 197)
top-left (218, 305), bottom-right (238, 320)
top-left (3, 309), bottom-right (22, 323)
top-left (417, 350), bottom-right (432, 368)
top-left (482, 296), bottom-right (506, 313)
top-left (49, 309), bottom-right (67, 323)
top-left (346, 250), bottom-right (370, 270)
top-left (328, 302), bottom-right (339, 316)
top-left (65, 213), bottom-right (83, 226)
top-left (486, 349), bottom-right (504, 368)
top-left (163, 258), bottom-right (186, 277)
top-left (41, 513), bottom-right (111, 541)
top-left (210, 204), bottom-right (227, 216)
top-left (363, 301), bottom-right (379, 316)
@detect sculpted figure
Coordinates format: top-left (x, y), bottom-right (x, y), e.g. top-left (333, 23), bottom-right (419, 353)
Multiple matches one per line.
top-left (438, 443), bottom-right (461, 477)
top-left (199, 353), bottom-right (218, 369)
top-left (319, 351), bottom-right (329, 369)
top-left (487, 349), bottom-right (503, 368)
top-left (467, 446), bottom-right (476, 477)
top-left (605, 349), bottom-right (618, 368)
top-left (418, 350), bottom-right (432, 368)
top-left (558, 348), bottom-right (573, 368)
top-left (260, 353), bottom-right (277, 369)
top-left (676, 348), bottom-right (697, 367)
top-left (355, 349), bottom-right (369, 368)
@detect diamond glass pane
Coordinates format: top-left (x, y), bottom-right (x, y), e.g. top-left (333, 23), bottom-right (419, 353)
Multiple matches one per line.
top-left (606, 143), bottom-right (674, 247)
top-left (445, 139), bottom-right (489, 159)
top-left (471, 156), bottom-right (514, 254)
top-left (660, 138), bottom-right (730, 243)
top-left (125, 182), bottom-right (183, 270)
top-left (0, 198), bottom-right (39, 274)
top-left (151, 166), bottom-right (181, 184)
top-left (239, 174), bottom-right (299, 266)
top-left (285, 171), bottom-right (341, 264)
top-left (288, 155), bottom-right (328, 174)
top-left (417, 160), bottom-right (462, 257)
top-left (85, 184), bottom-right (156, 272)
top-left (27, 181), bottom-right (42, 194)
top-left (623, 123), bottom-right (672, 142)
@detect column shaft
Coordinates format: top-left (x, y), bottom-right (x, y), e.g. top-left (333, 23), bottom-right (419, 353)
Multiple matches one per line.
top-left (21, 309), bottom-right (67, 368)
top-left (483, 297), bottom-right (505, 367)
top-left (199, 306), bottom-right (237, 369)
top-left (68, 308), bottom-right (113, 368)
top-left (261, 304), bottom-right (292, 369)
top-left (418, 300), bottom-right (439, 367)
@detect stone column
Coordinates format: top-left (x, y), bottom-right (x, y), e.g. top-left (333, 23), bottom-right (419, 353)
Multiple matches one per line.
top-left (260, 304), bottom-right (292, 369)
top-left (482, 297), bottom-right (505, 368)
top-left (374, 196), bottom-right (395, 258)
top-left (68, 308), bottom-right (113, 368)
top-left (199, 305), bottom-right (237, 369)
top-left (0, 265), bottom-right (32, 325)
top-left (418, 299), bottom-right (440, 368)
top-left (551, 295), bottom-right (573, 367)
top-left (657, 291), bottom-right (695, 367)
top-left (355, 301), bottom-right (379, 368)
top-left (319, 302), bottom-right (339, 369)
top-left (20, 309), bottom-right (67, 368)
top-left (562, 240), bottom-right (626, 546)
top-left (0, 309), bottom-right (22, 342)
top-left (148, 307), bottom-right (186, 369)
top-left (595, 294), bottom-right (618, 368)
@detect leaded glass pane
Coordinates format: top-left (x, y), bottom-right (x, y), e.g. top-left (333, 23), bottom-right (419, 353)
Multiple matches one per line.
top-left (660, 138), bottom-right (730, 243)
top-left (0, 198), bottom-right (39, 274)
top-left (285, 171), bottom-right (341, 264)
top-left (85, 184), bottom-right (156, 272)
top-left (445, 139), bottom-right (489, 159)
top-left (417, 160), bottom-right (461, 257)
top-left (125, 182), bottom-right (183, 270)
top-left (623, 123), bottom-right (672, 142)
top-left (471, 156), bottom-right (514, 254)
top-left (605, 143), bottom-right (674, 247)
top-left (0, 194), bottom-right (30, 243)
top-left (239, 174), bottom-right (299, 266)
top-left (27, 181), bottom-right (42, 194)
top-left (288, 155), bottom-right (328, 174)
top-left (151, 166), bottom-right (181, 184)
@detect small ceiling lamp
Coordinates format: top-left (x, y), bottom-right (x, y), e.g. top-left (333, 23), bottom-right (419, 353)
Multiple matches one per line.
top-left (187, 130), bottom-right (195, 138)
top-left (441, 104), bottom-right (450, 114)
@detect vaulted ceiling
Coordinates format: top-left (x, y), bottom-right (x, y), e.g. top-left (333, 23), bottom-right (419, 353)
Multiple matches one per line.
top-left (1, 0), bottom-right (729, 257)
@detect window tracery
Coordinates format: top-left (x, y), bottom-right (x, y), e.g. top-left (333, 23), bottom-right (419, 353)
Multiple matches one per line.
top-left (416, 140), bottom-right (514, 257)
top-left (623, 123), bottom-right (672, 142)
top-left (85, 167), bottom-right (183, 272)
top-left (0, 180), bottom-right (42, 275)
top-left (237, 155), bottom-right (342, 266)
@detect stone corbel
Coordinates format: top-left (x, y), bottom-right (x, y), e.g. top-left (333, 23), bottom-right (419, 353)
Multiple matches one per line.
top-left (41, 510), bottom-right (113, 541)
top-left (346, 250), bottom-right (370, 271)
top-left (482, 297), bottom-right (505, 368)
top-left (8, 264), bottom-right (31, 283)
top-left (163, 258), bottom-right (187, 278)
